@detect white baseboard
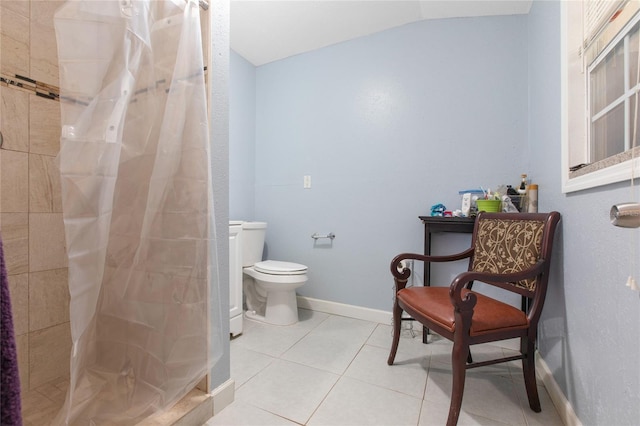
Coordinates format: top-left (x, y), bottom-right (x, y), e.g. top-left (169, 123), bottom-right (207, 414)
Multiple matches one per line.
top-left (297, 296), bottom-right (392, 325)
top-left (210, 378), bottom-right (235, 417)
top-left (536, 352), bottom-right (582, 426)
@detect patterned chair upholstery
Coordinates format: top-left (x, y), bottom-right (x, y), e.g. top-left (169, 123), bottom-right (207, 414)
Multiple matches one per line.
top-left (388, 212), bottom-right (561, 426)
top-left (471, 217), bottom-right (546, 292)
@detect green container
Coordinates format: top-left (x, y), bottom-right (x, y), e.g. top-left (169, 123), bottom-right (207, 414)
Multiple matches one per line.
top-left (476, 199), bottom-right (501, 212)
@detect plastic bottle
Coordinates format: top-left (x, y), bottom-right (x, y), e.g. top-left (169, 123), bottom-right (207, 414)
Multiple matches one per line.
top-left (518, 174), bottom-right (527, 194)
top-left (527, 184), bottom-right (538, 213)
top-left (506, 185), bottom-right (521, 211)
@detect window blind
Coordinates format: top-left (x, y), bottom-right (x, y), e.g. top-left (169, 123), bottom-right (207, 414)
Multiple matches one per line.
top-left (582, 0), bottom-right (640, 66)
top-left (584, 0), bottom-right (626, 50)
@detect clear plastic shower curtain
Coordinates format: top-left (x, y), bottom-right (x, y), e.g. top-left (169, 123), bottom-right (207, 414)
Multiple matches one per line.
top-left (53, 1), bottom-right (222, 423)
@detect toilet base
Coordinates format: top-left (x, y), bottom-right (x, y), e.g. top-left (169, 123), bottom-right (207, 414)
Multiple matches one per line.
top-left (245, 289), bottom-right (299, 326)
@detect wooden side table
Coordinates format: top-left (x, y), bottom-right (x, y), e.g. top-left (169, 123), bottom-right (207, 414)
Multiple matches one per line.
top-left (417, 216), bottom-right (475, 342)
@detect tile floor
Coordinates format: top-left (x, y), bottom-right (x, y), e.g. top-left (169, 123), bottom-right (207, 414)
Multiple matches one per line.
top-left (205, 309), bottom-right (564, 426)
top-left (20, 376), bottom-right (69, 426)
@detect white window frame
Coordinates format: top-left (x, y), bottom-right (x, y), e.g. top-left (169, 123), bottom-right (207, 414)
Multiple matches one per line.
top-left (561, 1), bottom-right (640, 193)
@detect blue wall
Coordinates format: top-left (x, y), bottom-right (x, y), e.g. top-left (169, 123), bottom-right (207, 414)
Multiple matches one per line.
top-left (527, 2), bottom-right (640, 425)
top-left (252, 15), bottom-right (529, 311)
top-left (230, 51), bottom-right (256, 221)
top-left (230, 2), bottom-right (640, 424)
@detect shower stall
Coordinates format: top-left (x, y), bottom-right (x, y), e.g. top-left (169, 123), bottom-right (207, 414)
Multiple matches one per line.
top-left (50, 0), bottom-right (223, 423)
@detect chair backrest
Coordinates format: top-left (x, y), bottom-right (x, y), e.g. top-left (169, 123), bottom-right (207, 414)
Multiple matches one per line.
top-left (469, 212), bottom-right (561, 298)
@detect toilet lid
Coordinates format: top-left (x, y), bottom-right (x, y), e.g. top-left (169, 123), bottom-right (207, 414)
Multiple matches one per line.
top-left (254, 260), bottom-right (307, 275)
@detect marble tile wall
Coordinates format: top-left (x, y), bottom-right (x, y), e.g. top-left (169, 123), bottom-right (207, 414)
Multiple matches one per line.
top-left (1, 0), bottom-right (70, 397)
top-left (1, 2), bottom-right (30, 78)
top-left (2, 2), bottom-right (213, 423)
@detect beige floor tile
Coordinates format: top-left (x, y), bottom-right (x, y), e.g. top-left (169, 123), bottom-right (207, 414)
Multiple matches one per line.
top-left (308, 376), bottom-right (422, 426)
top-left (204, 400), bottom-right (298, 426)
top-left (230, 342), bottom-right (276, 388)
top-left (33, 375), bottom-right (69, 406)
top-left (281, 330), bottom-right (370, 374)
top-left (233, 316), bottom-right (323, 357)
top-left (424, 368), bottom-right (527, 425)
top-left (235, 359), bottom-right (339, 424)
top-left (48, 375), bottom-right (70, 393)
top-left (29, 322), bottom-right (72, 389)
top-left (419, 399), bottom-right (513, 426)
top-left (21, 389), bottom-right (61, 426)
top-left (17, 310), bottom-right (565, 426)
top-left (345, 343), bottom-right (429, 399)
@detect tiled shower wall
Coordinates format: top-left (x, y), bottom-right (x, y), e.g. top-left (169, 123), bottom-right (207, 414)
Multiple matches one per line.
top-left (0, 0), bottom-right (71, 393)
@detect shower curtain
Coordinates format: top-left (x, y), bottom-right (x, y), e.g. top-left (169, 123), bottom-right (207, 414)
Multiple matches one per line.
top-left (53, 0), bottom-right (222, 423)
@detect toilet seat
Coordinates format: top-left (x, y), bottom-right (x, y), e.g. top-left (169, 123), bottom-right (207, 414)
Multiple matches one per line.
top-left (254, 260), bottom-right (307, 275)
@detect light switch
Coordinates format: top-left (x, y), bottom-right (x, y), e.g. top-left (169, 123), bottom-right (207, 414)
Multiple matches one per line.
top-left (303, 175), bottom-right (311, 189)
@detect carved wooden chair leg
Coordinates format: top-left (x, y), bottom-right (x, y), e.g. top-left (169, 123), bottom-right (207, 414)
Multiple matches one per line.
top-left (387, 303), bottom-right (402, 365)
top-left (447, 339), bottom-right (469, 426)
top-left (521, 336), bottom-right (541, 412)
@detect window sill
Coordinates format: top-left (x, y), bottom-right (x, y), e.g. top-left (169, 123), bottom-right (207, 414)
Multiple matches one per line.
top-left (563, 147), bottom-right (640, 193)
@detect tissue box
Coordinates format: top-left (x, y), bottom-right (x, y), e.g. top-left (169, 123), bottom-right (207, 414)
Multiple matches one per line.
top-left (459, 190), bottom-right (485, 216)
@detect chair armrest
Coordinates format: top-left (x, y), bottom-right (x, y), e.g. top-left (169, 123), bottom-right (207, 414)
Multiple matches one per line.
top-left (448, 260), bottom-right (546, 309)
top-left (390, 249), bottom-right (474, 279)
top-left (390, 249), bottom-right (474, 291)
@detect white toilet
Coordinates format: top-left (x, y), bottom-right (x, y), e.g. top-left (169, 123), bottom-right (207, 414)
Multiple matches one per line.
top-left (239, 221), bottom-right (308, 325)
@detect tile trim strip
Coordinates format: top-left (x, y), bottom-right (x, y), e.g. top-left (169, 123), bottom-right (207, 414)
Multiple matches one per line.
top-left (1, 73), bottom-right (59, 101)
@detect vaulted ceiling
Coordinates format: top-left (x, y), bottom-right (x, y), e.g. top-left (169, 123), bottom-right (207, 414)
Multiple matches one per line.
top-left (230, 1), bottom-right (533, 66)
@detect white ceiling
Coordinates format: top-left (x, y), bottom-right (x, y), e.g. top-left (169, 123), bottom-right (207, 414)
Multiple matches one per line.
top-left (230, 1), bottom-right (533, 66)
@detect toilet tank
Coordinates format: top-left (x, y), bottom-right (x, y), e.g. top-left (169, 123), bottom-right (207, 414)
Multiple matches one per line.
top-left (241, 221), bottom-right (267, 267)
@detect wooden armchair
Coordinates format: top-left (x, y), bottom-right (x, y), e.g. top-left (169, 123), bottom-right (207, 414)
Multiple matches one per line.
top-left (388, 211), bottom-right (561, 426)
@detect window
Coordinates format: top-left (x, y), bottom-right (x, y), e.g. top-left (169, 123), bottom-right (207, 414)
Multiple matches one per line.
top-left (562, 1), bottom-right (640, 193)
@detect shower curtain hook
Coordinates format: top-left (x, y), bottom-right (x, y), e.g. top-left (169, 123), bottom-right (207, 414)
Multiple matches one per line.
top-left (120, 0), bottom-right (133, 17)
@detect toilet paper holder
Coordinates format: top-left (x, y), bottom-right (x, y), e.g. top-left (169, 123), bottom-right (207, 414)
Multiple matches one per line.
top-left (311, 232), bottom-right (335, 240)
